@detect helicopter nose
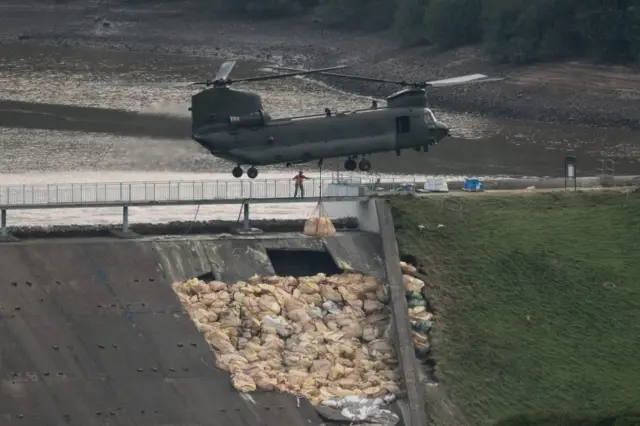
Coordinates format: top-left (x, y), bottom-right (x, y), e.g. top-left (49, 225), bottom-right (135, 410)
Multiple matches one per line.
top-left (435, 121), bottom-right (450, 139)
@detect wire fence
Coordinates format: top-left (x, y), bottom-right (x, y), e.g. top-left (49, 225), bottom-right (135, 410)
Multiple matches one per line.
top-left (0, 176), bottom-right (443, 208)
top-left (0, 179), bottom-right (354, 207)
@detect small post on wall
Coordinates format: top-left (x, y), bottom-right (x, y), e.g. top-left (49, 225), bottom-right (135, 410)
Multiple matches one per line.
top-left (243, 202), bottom-right (250, 231)
top-left (564, 155), bottom-right (577, 191)
top-left (122, 205), bottom-right (129, 232)
top-left (1, 209), bottom-right (7, 237)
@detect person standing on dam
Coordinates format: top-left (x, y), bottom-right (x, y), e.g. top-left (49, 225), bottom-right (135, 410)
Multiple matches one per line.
top-left (293, 171), bottom-right (309, 198)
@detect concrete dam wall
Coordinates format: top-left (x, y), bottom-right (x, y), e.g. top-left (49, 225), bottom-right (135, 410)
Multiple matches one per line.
top-left (0, 200), bottom-right (426, 426)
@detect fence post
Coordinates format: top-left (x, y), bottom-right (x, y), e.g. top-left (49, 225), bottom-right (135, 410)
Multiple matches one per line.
top-left (122, 205), bottom-right (129, 232)
top-left (243, 202), bottom-right (250, 231)
top-left (0, 209), bottom-right (7, 237)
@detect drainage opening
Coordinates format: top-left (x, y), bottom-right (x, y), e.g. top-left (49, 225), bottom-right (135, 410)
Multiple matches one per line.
top-left (400, 254), bottom-right (418, 266)
top-left (197, 271), bottom-right (217, 281)
top-left (266, 249), bottom-right (342, 277)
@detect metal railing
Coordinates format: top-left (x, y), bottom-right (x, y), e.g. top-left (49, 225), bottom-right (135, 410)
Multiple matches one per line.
top-left (0, 178), bottom-right (370, 208)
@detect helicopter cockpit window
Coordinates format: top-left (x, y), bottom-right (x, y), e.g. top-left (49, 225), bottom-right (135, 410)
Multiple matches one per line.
top-left (423, 109), bottom-right (436, 125)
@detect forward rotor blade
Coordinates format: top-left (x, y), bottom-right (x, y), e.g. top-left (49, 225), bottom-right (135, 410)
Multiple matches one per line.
top-left (264, 66), bottom-right (407, 85)
top-left (214, 60), bottom-right (236, 82)
top-left (232, 65), bottom-right (351, 83)
top-left (425, 74), bottom-right (504, 87)
top-left (83, 81), bottom-right (204, 88)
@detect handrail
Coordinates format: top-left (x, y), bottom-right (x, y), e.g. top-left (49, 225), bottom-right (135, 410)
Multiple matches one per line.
top-left (0, 176), bottom-right (436, 208)
top-left (0, 178), bottom-right (351, 208)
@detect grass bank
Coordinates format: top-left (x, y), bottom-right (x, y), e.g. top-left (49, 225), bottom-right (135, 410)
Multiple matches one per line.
top-left (390, 191), bottom-right (640, 425)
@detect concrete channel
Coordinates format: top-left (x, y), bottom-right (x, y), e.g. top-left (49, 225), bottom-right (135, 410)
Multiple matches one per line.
top-left (0, 200), bottom-right (426, 426)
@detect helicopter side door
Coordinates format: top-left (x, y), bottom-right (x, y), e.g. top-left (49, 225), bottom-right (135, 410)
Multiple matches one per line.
top-left (395, 115), bottom-right (411, 154)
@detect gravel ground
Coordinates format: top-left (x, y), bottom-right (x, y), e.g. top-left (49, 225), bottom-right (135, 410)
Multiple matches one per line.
top-left (2, 1), bottom-right (639, 129)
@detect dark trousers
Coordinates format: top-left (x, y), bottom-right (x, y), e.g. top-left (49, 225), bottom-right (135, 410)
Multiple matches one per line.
top-left (294, 183), bottom-right (305, 198)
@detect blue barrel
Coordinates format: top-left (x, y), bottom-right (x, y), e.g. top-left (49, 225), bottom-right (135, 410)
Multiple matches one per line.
top-left (463, 177), bottom-right (485, 191)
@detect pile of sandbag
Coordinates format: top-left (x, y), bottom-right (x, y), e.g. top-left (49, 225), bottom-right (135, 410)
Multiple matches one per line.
top-left (399, 261), bottom-right (433, 360)
top-left (173, 273), bottom-right (401, 405)
top-left (303, 202), bottom-right (337, 237)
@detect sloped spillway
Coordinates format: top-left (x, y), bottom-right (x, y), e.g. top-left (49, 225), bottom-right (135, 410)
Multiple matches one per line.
top-left (0, 238), bottom-right (324, 426)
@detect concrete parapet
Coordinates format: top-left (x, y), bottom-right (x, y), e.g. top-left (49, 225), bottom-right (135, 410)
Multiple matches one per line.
top-left (323, 233), bottom-right (386, 279)
top-left (375, 199), bottom-right (428, 426)
top-left (323, 199), bottom-right (380, 233)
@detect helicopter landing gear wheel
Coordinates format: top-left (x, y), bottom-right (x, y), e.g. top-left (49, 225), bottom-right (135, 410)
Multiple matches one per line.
top-left (344, 158), bottom-right (357, 171)
top-left (247, 167), bottom-right (259, 179)
top-left (232, 166), bottom-right (243, 178)
top-left (358, 158), bottom-right (372, 172)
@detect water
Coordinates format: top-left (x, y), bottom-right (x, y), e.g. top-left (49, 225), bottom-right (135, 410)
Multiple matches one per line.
top-left (0, 2), bottom-right (638, 226)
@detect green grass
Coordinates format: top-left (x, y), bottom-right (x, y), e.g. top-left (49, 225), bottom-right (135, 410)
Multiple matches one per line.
top-left (390, 191), bottom-right (640, 426)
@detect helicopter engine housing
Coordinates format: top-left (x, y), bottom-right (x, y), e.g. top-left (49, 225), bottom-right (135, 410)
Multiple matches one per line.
top-left (191, 87), bottom-right (263, 131)
top-left (386, 88), bottom-right (428, 108)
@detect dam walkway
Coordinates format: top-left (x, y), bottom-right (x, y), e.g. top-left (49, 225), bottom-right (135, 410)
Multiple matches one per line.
top-left (0, 178), bottom-right (369, 209)
top-left (0, 178), bottom-right (373, 235)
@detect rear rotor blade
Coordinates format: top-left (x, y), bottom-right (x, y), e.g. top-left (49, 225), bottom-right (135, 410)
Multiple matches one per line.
top-left (263, 66), bottom-right (407, 85)
top-left (425, 74), bottom-right (504, 87)
top-left (232, 65), bottom-right (351, 83)
top-left (214, 60), bottom-right (236, 82)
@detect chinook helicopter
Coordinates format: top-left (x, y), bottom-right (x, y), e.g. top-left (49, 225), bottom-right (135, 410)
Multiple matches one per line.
top-left (152, 61), bottom-right (502, 178)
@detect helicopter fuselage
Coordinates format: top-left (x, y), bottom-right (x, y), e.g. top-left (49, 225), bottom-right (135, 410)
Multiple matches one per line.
top-left (191, 106), bottom-right (449, 166)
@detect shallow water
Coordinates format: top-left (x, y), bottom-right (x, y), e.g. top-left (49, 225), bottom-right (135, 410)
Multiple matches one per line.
top-left (1, 43), bottom-right (638, 179)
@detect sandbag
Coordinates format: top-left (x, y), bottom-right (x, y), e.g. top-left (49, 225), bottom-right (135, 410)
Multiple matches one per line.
top-left (311, 359), bottom-right (331, 378)
top-left (303, 202), bottom-right (337, 237)
top-left (208, 280), bottom-right (227, 292)
top-left (298, 278), bottom-right (320, 294)
top-left (336, 286), bottom-right (357, 302)
top-left (363, 299), bottom-right (384, 314)
top-left (362, 276), bottom-right (380, 292)
top-left (399, 261), bottom-right (418, 275)
top-left (316, 217), bottom-right (337, 237)
top-left (263, 315), bottom-right (293, 337)
top-left (320, 284), bottom-right (343, 302)
top-left (218, 309), bottom-right (241, 328)
top-left (216, 353), bottom-right (248, 373)
top-left (403, 274), bottom-right (425, 292)
top-left (232, 372), bottom-right (256, 392)
top-left (287, 307), bottom-right (311, 323)
top-left (342, 322), bottom-right (364, 339)
top-left (407, 292), bottom-right (426, 308)
top-left (261, 333), bottom-right (285, 351)
top-left (173, 272), bottom-right (404, 406)
top-left (258, 294), bottom-right (281, 315)
top-left (301, 292), bottom-right (323, 306)
top-left (412, 331), bottom-right (430, 357)
top-left (303, 217), bottom-right (320, 236)
top-left (206, 328), bottom-right (235, 354)
top-left (362, 324), bottom-right (380, 342)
